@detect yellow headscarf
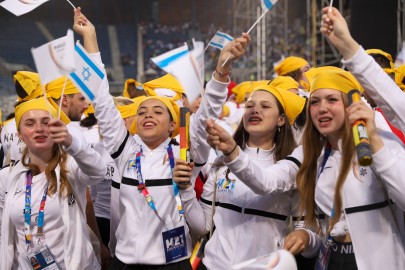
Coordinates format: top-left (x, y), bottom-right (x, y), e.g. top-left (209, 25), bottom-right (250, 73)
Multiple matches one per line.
top-left (45, 76), bottom-right (79, 99)
top-left (143, 74), bottom-right (185, 100)
top-left (15, 97), bottom-right (56, 129)
top-left (366, 49), bottom-right (395, 72)
top-left (301, 66), bottom-right (343, 91)
top-left (122, 78), bottom-right (144, 98)
top-left (84, 104), bottom-right (95, 117)
top-left (274, 56), bottom-right (309, 76)
top-left (14, 71), bottom-right (42, 102)
top-left (310, 70), bottom-right (364, 94)
top-left (0, 109), bottom-right (2, 127)
top-left (129, 96), bottom-right (180, 138)
top-left (395, 64), bottom-right (405, 91)
top-left (270, 76), bottom-right (299, 91)
top-left (232, 80), bottom-right (270, 104)
top-left (251, 85), bottom-right (306, 124)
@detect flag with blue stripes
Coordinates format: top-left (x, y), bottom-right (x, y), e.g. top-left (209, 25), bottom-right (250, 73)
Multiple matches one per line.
top-left (208, 31), bottom-right (234, 50)
top-left (68, 41), bottom-right (105, 102)
top-left (261, 0), bottom-right (278, 10)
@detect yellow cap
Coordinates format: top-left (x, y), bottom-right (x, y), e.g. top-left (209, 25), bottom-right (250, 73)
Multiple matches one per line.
top-left (270, 76), bottom-right (299, 91)
top-left (366, 49), bottom-right (394, 70)
top-left (251, 85), bottom-right (306, 124)
top-left (14, 71), bottom-right (42, 102)
top-left (45, 76), bottom-right (79, 99)
top-left (122, 78), bottom-right (144, 98)
top-left (129, 96), bottom-right (180, 138)
top-left (301, 66), bottom-right (343, 91)
top-left (395, 64), bottom-right (405, 91)
top-left (274, 56), bottom-right (308, 76)
top-left (310, 69), bottom-right (364, 94)
top-left (232, 80), bottom-right (270, 104)
top-left (143, 74), bottom-right (185, 100)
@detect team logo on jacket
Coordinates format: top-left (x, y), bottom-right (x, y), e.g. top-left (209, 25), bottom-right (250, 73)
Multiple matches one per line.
top-left (68, 193), bottom-right (76, 206)
top-left (217, 177), bottom-right (236, 193)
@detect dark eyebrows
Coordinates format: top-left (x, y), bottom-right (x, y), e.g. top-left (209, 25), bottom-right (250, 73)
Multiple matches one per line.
top-left (138, 105), bottom-right (166, 111)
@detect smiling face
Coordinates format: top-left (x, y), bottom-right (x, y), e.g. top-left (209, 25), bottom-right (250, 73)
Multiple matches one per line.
top-left (243, 90), bottom-right (285, 141)
top-left (136, 99), bottom-right (176, 149)
top-left (309, 88), bottom-right (346, 146)
top-left (18, 109), bottom-right (54, 154)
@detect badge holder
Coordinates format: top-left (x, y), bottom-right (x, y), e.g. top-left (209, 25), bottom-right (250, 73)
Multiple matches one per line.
top-left (162, 226), bottom-right (188, 263)
top-left (27, 243), bottom-right (60, 270)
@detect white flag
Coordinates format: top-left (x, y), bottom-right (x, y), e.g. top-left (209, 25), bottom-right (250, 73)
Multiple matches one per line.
top-left (261, 0), bottom-right (278, 11)
top-left (0, 0), bottom-right (49, 16)
top-left (31, 29), bottom-right (75, 85)
top-left (68, 41), bottom-right (105, 102)
top-left (152, 43), bottom-right (203, 104)
top-left (208, 31), bottom-right (234, 50)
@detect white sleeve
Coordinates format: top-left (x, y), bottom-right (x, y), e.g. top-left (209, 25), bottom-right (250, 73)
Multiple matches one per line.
top-left (371, 131), bottom-right (405, 210)
top-left (190, 75), bottom-right (229, 165)
top-left (224, 146), bottom-right (302, 195)
top-left (342, 47), bottom-right (405, 131)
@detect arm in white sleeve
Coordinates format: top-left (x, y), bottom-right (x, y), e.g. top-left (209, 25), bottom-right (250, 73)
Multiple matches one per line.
top-left (342, 47), bottom-right (405, 131)
top-left (290, 191), bottom-right (321, 258)
top-left (371, 131), bottom-right (405, 210)
top-left (225, 146), bottom-right (302, 195)
top-left (190, 75), bottom-right (229, 165)
top-left (89, 53), bottom-right (129, 155)
top-left (64, 132), bottom-right (107, 186)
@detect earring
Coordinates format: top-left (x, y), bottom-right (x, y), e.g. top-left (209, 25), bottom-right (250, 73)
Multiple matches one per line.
top-left (278, 126), bottom-right (280, 133)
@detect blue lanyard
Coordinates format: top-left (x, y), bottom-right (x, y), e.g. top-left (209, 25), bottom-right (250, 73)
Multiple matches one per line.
top-left (24, 171), bottom-right (49, 247)
top-left (135, 144), bottom-right (184, 218)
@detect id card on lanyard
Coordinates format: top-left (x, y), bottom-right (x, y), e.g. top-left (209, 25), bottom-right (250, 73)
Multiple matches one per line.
top-left (314, 144), bottom-right (333, 270)
top-left (24, 171), bottom-right (60, 270)
top-left (136, 144), bottom-right (188, 263)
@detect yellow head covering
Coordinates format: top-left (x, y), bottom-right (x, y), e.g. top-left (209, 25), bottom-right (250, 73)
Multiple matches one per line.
top-left (129, 96), bottom-right (180, 138)
top-left (14, 71), bottom-right (42, 102)
top-left (310, 70), bottom-right (364, 94)
top-left (222, 105), bottom-right (230, 118)
top-left (301, 66), bottom-right (343, 91)
top-left (251, 85), bottom-right (306, 124)
top-left (232, 80), bottom-right (270, 104)
top-left (84, 104), bottom-right (95, 116)
top-left (269, 76), bottom-right (299, 91)
top-left (143, 74), bottom-right (185, 100)
top-left (122, 78), bottom-right (144, 98)
top-left (395, 64), bottom-right (405, 91)
top-left (366, 49), bottom-right (394, 71)
top-left (45, 76), bottom-right (79, 99)
top-left (274, 56), bottom-right (309, 76)
top-left (15, 97), bottom-right (56, 129)
top-left (0, 109), bottom-right (2, 127)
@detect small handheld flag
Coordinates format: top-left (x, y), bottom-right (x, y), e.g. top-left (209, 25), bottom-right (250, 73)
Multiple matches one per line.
top-left (68, 41), bottom-right (105, 102)
top-left (0, 0), bottom-right (49, 16)
top-left (190, 238), bottom-right (207, 270)
top-left (180, 107), bottom-right (191, 162)
top-left (205, 31), bottom-right (234, 52)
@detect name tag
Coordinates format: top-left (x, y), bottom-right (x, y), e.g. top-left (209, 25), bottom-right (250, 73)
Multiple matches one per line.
top-left (162, 226), bottom-right (188, 263)
top-left (27, 245), bottom-right (60, 270)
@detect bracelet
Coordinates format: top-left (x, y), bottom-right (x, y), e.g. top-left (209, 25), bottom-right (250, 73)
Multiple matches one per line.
top-left (223, 144), bottom-right (237, 156)
top-left (215, 67), bottom-right (232, 77)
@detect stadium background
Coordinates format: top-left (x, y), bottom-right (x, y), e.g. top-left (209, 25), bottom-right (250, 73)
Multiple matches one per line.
top-left (0, 0), bottom-right (402, 119)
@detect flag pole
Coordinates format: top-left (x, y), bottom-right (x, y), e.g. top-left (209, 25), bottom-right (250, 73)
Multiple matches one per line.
top-left (329, 0), bottom-right (334, 11)
top-left (65, 0), bottom-right (76, 9)
top-left (222, 9), bottom-right (268, 67)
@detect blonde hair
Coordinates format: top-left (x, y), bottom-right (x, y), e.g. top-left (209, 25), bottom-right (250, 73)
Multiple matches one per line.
top-left (296, 92), bottom-right (354, 229)
top-left (22, 145), bottom-right (72, 197)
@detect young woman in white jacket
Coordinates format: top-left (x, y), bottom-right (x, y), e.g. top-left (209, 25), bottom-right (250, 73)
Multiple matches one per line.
top-left (73, 8), bottom-right (252, 269)
top-left (0, 97), bottom-right (107, 270)
top-left (174, 85), bottom-right (318, 269)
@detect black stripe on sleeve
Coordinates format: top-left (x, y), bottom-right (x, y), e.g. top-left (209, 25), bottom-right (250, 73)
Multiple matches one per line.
top-left (111, 132), bottom-right (130, 159)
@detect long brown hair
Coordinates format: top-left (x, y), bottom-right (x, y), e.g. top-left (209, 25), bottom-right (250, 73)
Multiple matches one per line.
top-left (22, 144), bottom-right (72, 197)
top-left (297, 92), bottom-right (355, 228)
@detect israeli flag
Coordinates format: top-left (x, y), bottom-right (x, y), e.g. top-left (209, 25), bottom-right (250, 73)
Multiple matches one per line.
top-left (261, 0), bottom-right (278, 10)
top-left (68, 41), bottom-right (105, 102)
top-left (208, 31), bottom-right (234, 50)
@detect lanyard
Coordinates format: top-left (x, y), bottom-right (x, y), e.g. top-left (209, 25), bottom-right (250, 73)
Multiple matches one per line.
top-left (24, 171), bottom-right (49, 248)
top-left (135, 144), bottom-right (184, 219)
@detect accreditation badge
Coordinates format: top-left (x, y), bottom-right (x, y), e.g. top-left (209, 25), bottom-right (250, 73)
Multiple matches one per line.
top-left (314, 238), bottom-right (332, 270)
top-left (162, 226), bottom-right (188, 263)
top-left (27, 244), bottom-right (60, 270)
